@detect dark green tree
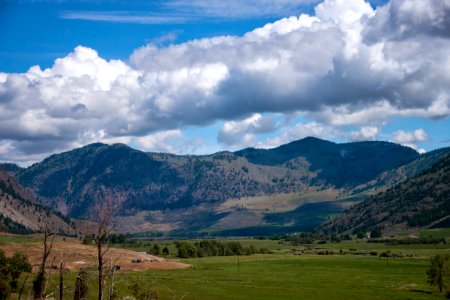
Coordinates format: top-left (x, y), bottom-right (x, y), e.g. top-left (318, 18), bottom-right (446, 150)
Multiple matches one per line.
top-left (151, 244), bottom-right (161, 256)
top-left (370, 228), bottom-right (382, 239)
top-left (356, 230), bottom-right (365, 239)
top-left (0, 250), bottom-right (10, 300)
top-left (176, 241), bottom-right (197, 258)
top-left (0, 250), bottom-right (32, 298)
top-left (8, 252), bottom-right (31, 291)
top-left (0, 278), bottom-right (11, 300)
top-left (427, 254), bottom-right (450, 293)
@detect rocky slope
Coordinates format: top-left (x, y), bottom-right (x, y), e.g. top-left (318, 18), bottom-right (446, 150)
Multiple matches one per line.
top-left (0, 167), bottom-right (74, 234)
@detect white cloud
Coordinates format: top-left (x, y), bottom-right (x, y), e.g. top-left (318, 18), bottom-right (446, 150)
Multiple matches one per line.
top-left (60, 11), bottom-right (191, 24)
top-left (60, 0), bottom-right (320, 24)
top-left (350, 126), bottom-right (379, 141)
top-left (364, 0), bottom-right (450, 42)
top-left (390, 128), bottom-right (429, 152)
top-left (1, 0), bottom-right (449, 163)
top-left (218, 114), bottom-right (279, 148)
top-left (167, 0), bottom-right (320, 19)
top-left (391, 128), bottom-right (428, 144)
top-left (135, 130), bottom-right (183, 153)
top-left (135, 130), bottom-right (207, 155)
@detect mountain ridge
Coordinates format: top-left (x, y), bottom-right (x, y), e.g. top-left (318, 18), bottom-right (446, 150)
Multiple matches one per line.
top-left (321, 151), bottom-right (450, 234)
top-left (6, 137), bottom-right (424, 233)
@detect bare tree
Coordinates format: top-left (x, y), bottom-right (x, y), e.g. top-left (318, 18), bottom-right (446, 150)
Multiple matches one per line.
top-left (33, 224), bottom-right (55, 300)
top-left (92, 194), bottom-right (116, 300)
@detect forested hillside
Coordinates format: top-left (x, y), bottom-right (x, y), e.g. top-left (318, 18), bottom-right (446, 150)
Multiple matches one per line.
top-left (14, 138), bottom-right (418, 222)
top-left (321, 153), bottom-right (450, 234)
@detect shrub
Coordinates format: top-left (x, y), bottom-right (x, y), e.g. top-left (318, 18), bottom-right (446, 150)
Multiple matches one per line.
top-left (0, 250), bottom-right (31, 294)
top-left (128, 280), bottom-right (157, 300)
top-left (148, 244), bottom-right (161, 256)
top-left (380, 250), bottom-right (391, 258)
top-left (176, 241), bottom-right (198, 258)
top-left (356, 230), bottom-right (365, 239)
top-left (370, 228), bottom-right (382, 238)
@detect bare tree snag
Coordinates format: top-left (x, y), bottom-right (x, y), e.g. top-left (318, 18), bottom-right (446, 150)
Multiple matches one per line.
top-left (92, 194), bottom-right (115, 300)
top-left (33, 224), bottom-right (55, 300)
top-left (59, 250), bottom-right (65, 300)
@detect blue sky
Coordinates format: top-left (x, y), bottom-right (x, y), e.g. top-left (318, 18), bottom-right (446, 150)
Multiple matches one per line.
top-left (0, 0), bottom-right (449, 165)
top-left (0, 0), bottom-right (321, 72)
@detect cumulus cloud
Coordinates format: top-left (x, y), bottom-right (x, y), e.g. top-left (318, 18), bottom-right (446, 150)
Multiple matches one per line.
top-left (134, 129), bottom-right (203, 154)
top-left (1, 0), bottom-right (449, 163)
top-left (218, 114), bottom-right (279, 147)
top-left (350, 126), bottom-right (379, 141)
top-left (391, 128), bottom-right (429, 153)
top-left (364, 0), bottom-right (450, 42)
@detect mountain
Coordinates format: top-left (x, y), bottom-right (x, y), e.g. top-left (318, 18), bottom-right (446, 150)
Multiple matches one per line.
top-left (350, 147), bottom-right (450, 194)
top-left (236, 137), bottom-right (419, 187)
top-left (0, 163), bottom-right (23, 176)
top-left (0, 167), bottom-right (74, 234)
top-left (321, 151), bottom-right (450, 234)
top-left (12, 138), bottom-right (420, 233)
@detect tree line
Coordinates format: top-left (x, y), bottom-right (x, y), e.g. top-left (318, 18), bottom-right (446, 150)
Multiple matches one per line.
top-left (175, 240), bottom-right (270, 258)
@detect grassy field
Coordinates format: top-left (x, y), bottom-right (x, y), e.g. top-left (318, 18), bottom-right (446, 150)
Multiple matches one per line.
top-left (44, 252), bottom-right (444, 300)
top-left (4, 231), bottom-right (450, 299)
top-left (0, 234), bottom-right (40, 244)
top-left (20, 254), bottom-right (441, 300)
top-left (420, 228), bottom-right (450, 239)
top-left (137, 254), bottom-right (440, 300)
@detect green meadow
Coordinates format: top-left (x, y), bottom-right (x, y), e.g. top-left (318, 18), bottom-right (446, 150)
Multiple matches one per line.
top-left (36, 235), bottom-right (449, 299)
top-left (4, 230), bottom-right (450, 299)
top-left (108, 254), bottom-right (440, 300)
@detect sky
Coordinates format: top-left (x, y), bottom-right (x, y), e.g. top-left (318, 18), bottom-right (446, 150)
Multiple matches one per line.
top-left (0, 0), bottom-right (449, 166)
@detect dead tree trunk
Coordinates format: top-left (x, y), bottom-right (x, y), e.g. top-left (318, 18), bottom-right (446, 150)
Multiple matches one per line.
top-left (33, 227), bottom-right (55, 300)
top-left (59, 260), bottom-right (64, 300)
top-left (92, 195), bottom-right (115, 300)
top-left (73, 269), bottom-right (88, 300)
top-left (96, 241), bottom-right (103, 300)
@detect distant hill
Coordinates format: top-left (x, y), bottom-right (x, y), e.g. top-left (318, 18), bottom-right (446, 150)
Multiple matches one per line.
top-left (236, 137), bottom-right (419, 187)
top-left (321, 151), bottom-right (450, 234)
top-left (351, 147), bottom-right (450, 194)
top-left (0, 167), bottom-right (74, 234)
top-left (0, 163), bottom-right (23, 176)
top-left (9, 137), bottom-right (422, 233)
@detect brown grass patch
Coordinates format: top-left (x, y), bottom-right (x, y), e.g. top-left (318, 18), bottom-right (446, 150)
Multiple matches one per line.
top-left (0, 237), bottom-right (189, 272)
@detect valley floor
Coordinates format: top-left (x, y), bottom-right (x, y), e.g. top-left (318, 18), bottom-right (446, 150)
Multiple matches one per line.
top-left (3, 232), bottom-right (450, 299)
